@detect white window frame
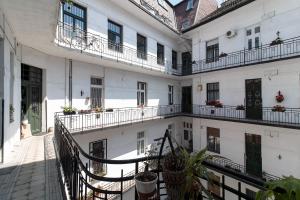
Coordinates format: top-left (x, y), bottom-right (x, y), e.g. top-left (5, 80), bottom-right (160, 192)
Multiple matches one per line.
top-left (137, 82), bottom-right (147, 106)
top-left (90, 77), bottom-right (104, 109)
top-left (168, 85), bottom-right (174, 105)
top-left (137, 131), bottom-right (145, 155)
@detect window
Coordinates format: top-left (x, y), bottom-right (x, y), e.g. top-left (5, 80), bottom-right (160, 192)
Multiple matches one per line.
top-left (207, 82), bottom-right (219, 102)
top-left (246, 25), bottom-right (260, 50)
top-left (186, 0), bottom-right (194, 11)
top-left (89, 139), bottom-right (107, 175)
top-left (208, 173), bottom-right (221, 196)
top-left (137, 34), bottom-right (147, 60)
top-left (157, 43), bottom-right (164, 65)
top-left (157, 0), bottom-right (166, 9)
top-left (181, 19), bottom-right (190, 30)
top-left (207, 127), bottom-right (220, 153)
top-left (91, 77), bottom-right (103, 109)
top-left (108, 20), bottom-right (123, 52)
top-left (62, 2), bottom-right (86, 38)
top-left (137, 82), bottom-right (147, 106)
top-left (206, 39), bottom-right (219, 63)
top-left (168, 85), bottom-right (174, 105)
top-left (137, 131), bottom-right (145, 155)
top-left (172, 50), bottom-right (177, 69)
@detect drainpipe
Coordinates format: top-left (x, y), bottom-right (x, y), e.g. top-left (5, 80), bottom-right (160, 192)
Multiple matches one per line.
top-left (69, 59), bottom-right (72, 107)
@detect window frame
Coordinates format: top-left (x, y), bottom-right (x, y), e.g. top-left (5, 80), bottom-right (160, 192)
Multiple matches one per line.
top-left (108, 20), bottom-right (123, 52)
top-left (62, 2), bottom-right (87, 32)
top-left (172, 50), bottom-right (177, 69)
top-left (206, 39), bottom-right (219, 63)
top-left (90, 77), bottom-right (104, 109)
top-left (89, 139), bottom-right (107, 175)
top-left (137, 82), bottom-right (147, 106)
top-left (137, 131), bottom-right (145, 155)
top-left (157, 43), bottom-right (165, 65)
top-left (207, 127), bottom-right (220, 154)
top-left (137, 33), bottom-right (147, 60)
top-left (186, 0), bottom-right (194, 11)
top-left (168, 85), bottom-right (174, 105)
top-left (206, 82), bottom-right (220, 102)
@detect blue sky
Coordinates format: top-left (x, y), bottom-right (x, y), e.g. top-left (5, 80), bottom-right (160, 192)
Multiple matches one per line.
top-left (169, 0), bottom-right (222, 5)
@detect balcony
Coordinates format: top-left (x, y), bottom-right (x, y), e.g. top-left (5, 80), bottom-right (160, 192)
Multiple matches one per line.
top-left (55, 22), bottom-right (181, 75)
top-left (178, 36), bottom-right (300, 75)
top-left (54, 122), bottom-right (278, 200)
top-left (56, 104), bottom-right (300, 134)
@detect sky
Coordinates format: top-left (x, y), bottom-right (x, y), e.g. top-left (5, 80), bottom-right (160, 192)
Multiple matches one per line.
top-left (169, 0), bottom-right (222, 5)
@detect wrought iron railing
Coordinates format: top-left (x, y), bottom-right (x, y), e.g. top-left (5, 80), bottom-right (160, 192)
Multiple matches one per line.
top-left (189, 36), bottom-right (300, 75)
top-left (56, 21), bottom-right (181, 75)
top-left (55, 117), bottom-right (274, 200)
top-left (56, 104), bottom-right (300, 133)
top-left (205, 156), bottom-right (280, 183)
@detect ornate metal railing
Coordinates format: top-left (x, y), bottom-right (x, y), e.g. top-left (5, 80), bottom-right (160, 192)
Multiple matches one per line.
top-left (55, 117), bottom-right (275, 200)
top-left (189, 36), bottom-right (300, 75)
top-left (205, 156), bottom-right (280, 183)
top-left (56, 21), bottom-right (180, 75)
top-left (56, 104), bottom-right (300, 133)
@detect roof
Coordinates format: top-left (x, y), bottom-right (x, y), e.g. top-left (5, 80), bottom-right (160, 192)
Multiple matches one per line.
top-left (182, 0), bottom-right (255, 33)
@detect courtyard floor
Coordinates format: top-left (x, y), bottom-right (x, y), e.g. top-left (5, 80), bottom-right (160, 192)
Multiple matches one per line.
top-left (0, 133), bottom-right (64, 200)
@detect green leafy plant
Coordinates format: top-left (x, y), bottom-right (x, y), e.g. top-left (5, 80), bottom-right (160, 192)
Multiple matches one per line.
top-left (256, 176), bottom-right (300, 200)
top-left (62, 106), bottom-right (76, 115)
top-left (181, 148), bottom-right (213, 200)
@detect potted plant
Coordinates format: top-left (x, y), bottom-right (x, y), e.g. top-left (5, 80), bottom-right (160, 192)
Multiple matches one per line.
top-left (94, 107), bottom-right (103, 118)
top-left (236, 105), bottom-right (245, 110)
top-left (219, 52), bottom-right (228, 58)
top-left (105, 108), bottom-right (114, 112)
top-left (62, 106), bottom-right (76, 115)
top-left (270, 31), bottom-right (284, 46)
top-left (256, 176), bottom-right (300, 200)
top-left (206, 100), bottom-right (223, 108)
top-left (162, 150), bottom-right (187, 199)
top-left (276, 91), bottom-right (284, 103)
top-left (272, 105), bottom-right (286, 112)
top-left (134, 165), bottom-right (158, 197)
top-left (9, 104), bottom-right (14, 123)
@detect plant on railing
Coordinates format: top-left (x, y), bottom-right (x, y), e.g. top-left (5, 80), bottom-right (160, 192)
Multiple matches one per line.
top-left (272, 105), bottom-right (286, 112)
top-left (270, 31), bottom-right (284, 46)
top-left (62, 106), bottom-right (76, 115)
top-left (87, 185), bottom-right (102, 200)
top-left (162, 147), bottom-right (213, 200)
top-left (9, 104), bottom-right (14, 123)
top-left (276, 91), bottom-right (284, 103)
top-left (219, 52), bottom-right (228, 58)
top-left (78, 109), bottom-right (92, 114)
top-left (206, 100), bottom-right (223, 108)
top-left (256, 176), bottom-right (300, 200)
top-left (236, 105), bottom-right (245, 110)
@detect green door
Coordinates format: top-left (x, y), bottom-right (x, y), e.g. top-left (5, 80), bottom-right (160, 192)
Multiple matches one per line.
top-left (21, 64), bottom-right (42, 134)
top-left (245, 133), bottom-right (262, 177)
top-left (245, 79), bottom-right (262, 120)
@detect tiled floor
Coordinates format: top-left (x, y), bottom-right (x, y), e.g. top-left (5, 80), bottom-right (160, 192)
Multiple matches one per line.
top-left (0, 133), bottom-right (64, 200)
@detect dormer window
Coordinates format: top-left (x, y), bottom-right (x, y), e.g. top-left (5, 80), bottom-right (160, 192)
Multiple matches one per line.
top-left (157, 0), bottom-right (166, 9)
top-left (186, 0), bottom-right (194, 11)
top-left (181, 19), bottom-right (190, 30)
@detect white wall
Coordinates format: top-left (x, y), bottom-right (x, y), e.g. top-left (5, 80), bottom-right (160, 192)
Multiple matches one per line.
top-left (192, 58), bottom-right (300, 108)
top-left (190, 0), bottom-right (300, 61)
top-left (193, 118), bottom-right (300, 178)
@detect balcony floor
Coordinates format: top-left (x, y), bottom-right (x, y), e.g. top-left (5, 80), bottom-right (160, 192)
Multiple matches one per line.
top-left (0, 133), bottom-right (63, 200)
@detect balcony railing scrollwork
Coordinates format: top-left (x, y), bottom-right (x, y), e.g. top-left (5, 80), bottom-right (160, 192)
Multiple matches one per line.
top-left (190, 36), bottom-right (300, 75)
top-left (56, 104), bottom-right (300, 134)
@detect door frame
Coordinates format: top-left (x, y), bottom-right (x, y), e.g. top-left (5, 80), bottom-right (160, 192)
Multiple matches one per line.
top-left (181, 86), bottom-right (192, 113)
top-left (245, 78), bottom-right (262, 120)
top-left (245, 133), bottom-right (262, 177)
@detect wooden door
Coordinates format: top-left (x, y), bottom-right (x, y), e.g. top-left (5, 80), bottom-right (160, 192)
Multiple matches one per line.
top-left (182, 86), bottom-right (192, 113)
top-left (245, 133), bottom-right (262, 177)
top-left (182, 52), bottom-right (192, 75)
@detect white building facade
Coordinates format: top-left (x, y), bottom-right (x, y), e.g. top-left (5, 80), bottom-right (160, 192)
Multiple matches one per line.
top-left (0, 0), bottom-right (300, 199)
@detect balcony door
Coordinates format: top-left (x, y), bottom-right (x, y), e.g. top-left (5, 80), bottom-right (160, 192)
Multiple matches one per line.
top-left (245, 133), bottom-right (262, 178)
top-left (21, 64), bottom-right (42, 135)
top-left (182, 52), bottom-right (192, 75)
top-left (89, 139), bottom-right (107, 175)
top-left (245, 78), bottom-right (262, 120)
top-left (182, 86), bottom-right (192, 113)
